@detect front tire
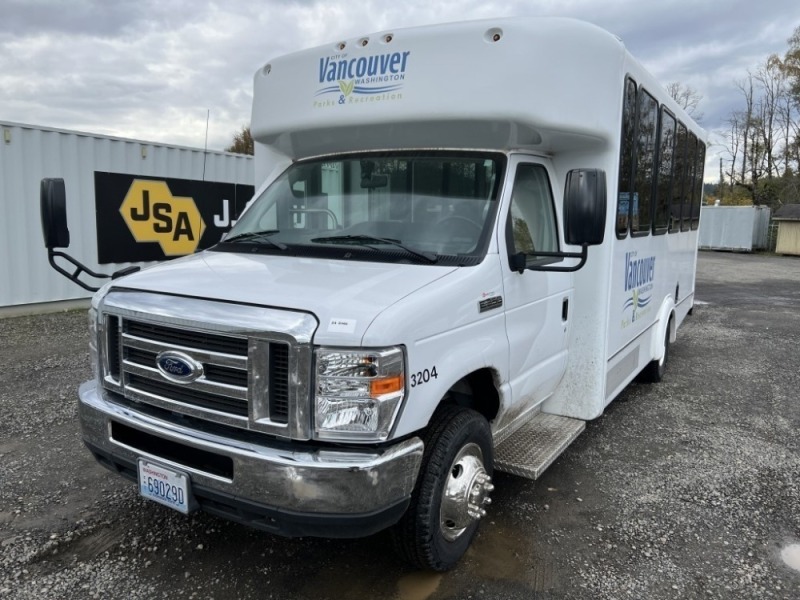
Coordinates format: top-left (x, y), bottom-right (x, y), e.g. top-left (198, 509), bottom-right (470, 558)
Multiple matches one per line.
top-left (391, 405), bottom-right (494, 571)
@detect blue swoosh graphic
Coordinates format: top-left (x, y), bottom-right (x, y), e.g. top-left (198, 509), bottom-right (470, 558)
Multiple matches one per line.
top-left (315, 84), bottom-right (404, 97)
top-left (352, 85), bottom-right (404, 94)
top-left (315, 86), bottom-right (342, 96)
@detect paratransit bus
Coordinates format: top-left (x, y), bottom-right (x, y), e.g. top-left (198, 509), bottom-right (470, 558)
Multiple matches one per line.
top-left (41, 16), bottom-right (706, 571)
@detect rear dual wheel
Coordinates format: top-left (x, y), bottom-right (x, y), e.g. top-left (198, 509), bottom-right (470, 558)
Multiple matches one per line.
top-left (391, 405), bottom-right (494, 571)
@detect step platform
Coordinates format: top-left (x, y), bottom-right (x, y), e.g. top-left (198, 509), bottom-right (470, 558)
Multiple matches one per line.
top-left (494, 412), bottom-right (586, 479)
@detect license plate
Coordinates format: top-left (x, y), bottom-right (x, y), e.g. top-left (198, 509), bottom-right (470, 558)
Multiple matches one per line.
top-left (137, 459), bottom-right (191, 514)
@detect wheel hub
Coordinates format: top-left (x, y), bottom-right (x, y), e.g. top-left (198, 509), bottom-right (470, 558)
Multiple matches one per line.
top-left (440, 443), bottom-right (494, 542)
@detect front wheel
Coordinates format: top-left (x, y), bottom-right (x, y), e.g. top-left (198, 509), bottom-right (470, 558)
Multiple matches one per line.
top-left (391, 405), bottom-right (494, 571)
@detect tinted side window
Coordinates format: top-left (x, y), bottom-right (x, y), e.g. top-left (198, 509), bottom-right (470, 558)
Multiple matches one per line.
top-left (670, 122), bottom-right (688, 233)
top-left (653, 108), bottom-right (675, 234)
top-left (691, 142), bottom-right (705, 230)
top-left (631, 90), bottom-right (658, 236)
top-left (616, 78), bottom-right (637, 239)
top-left (506, 164), bottom-right (559, 261)
top-left (682, 133), bottom-right (697, 232)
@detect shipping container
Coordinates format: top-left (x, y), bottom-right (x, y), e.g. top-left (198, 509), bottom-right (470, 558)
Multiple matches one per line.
top-left (0, 121), bottom-right (254, 312)
top-left (698, 205), bottom-right (771, 252)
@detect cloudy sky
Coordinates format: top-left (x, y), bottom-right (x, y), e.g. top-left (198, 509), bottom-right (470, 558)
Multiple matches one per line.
top-left (2, 0), bottom-right (799, 176)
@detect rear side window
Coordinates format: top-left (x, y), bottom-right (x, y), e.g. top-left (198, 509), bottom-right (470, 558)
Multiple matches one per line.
top-left (682, 133), bottom-right (698, 232)
top-left (691, 142), bottom-right (705, 230)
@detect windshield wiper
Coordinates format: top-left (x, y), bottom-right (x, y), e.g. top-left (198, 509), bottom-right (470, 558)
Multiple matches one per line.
top-left (311, 234), bottom-right (437, 264)
top-left (221, 230), bottom-right (287, 250)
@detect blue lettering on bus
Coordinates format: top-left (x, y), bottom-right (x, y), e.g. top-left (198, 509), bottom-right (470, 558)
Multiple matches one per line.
top-left (624, 252), bottom-right (656, 292)
top-left (318, 51), bottom-right (411, 83)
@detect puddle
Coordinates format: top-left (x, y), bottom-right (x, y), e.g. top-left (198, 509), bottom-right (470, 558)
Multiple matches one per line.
top-left (396, 572), bottom-right (442, 600)
top-left (465, 522), bottom-right (554, 591)
top-left (781, 544), bottom-right (800, 573)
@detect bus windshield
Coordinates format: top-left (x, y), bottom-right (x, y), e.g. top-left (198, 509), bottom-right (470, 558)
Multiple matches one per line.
top-left (216, 152), bottom-right (505, 266)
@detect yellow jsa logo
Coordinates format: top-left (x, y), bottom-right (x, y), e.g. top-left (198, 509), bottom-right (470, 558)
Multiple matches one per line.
top-left (120, 180), bottom-right (206, 256)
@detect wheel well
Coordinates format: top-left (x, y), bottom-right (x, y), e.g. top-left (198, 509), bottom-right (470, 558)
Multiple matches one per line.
top-left (441, 368), bottom-right (500, 423)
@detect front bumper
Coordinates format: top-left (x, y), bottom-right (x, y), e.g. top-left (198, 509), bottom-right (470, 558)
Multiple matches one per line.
top-left (79, 380), bottom-right (424, 538)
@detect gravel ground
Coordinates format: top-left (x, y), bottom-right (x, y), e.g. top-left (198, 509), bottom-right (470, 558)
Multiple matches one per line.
top-left (1, 251), bottom-right (799, 599)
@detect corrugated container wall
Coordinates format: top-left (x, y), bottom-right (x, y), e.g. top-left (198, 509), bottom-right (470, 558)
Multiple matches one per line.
top-left (0, 122), bottom-right (254, 309)
top-left (698, 205), bottom-right (771, 252)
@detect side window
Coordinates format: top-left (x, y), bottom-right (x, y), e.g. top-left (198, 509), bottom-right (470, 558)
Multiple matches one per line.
top-left (506, 164), bottom-right (559, 261)
top-left (631, 89), bottom-right (658, 236)
top-left (682, 133), bottom-right (698, 232)
top-left (691, 142), bottom-right (705, 230)
top-left (670, 123), bottom-right (688, 233)
top-left (653, 108), bottom-right (675, 234)
top-left (616, 78), bottom-right (637, 238)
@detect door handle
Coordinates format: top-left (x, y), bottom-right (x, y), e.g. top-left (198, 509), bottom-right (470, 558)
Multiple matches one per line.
top-left (562, 298), bottom-right (569, 322)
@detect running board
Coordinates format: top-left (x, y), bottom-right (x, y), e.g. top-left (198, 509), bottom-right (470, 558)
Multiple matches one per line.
top-left (494, 413), bottom-right (586, 480)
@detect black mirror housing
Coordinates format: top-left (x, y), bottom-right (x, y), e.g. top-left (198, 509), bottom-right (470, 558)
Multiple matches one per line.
top-left (41, 178), bottom-right (71, 249)
top-left (564, 169), bottom-right (606, 246)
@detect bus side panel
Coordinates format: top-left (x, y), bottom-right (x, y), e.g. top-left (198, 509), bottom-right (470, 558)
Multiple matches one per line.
top-left (604, 228), bottom-right (698, 403)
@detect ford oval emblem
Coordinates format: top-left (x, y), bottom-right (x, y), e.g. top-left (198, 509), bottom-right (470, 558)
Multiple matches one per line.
top-left (155, 351), bottom-right (204, 383)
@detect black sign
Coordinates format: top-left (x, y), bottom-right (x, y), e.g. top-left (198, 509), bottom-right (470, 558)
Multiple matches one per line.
top-left (95, 172), bottom-right (254, 264)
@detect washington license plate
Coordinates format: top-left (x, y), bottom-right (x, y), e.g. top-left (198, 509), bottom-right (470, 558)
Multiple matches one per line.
top-left (137, 459), bottom-right (191, 514)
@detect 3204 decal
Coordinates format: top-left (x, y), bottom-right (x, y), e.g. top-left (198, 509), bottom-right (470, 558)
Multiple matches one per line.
top-left (410, 366), bottom-right (438, 388)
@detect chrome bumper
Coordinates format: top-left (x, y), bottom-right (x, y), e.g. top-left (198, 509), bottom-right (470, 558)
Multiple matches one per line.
top-left (79, 380), bottom-right (424, 536)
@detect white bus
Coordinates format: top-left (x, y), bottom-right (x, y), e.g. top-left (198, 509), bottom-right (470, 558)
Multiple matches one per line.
top-left (42, 17), bottom-right (706, 571)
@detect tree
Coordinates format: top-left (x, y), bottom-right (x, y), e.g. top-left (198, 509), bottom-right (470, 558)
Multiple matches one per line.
top-left (783, 25), bottom-right (800, 98)
top-left (226, 125), bottom-right (254, 155)
top-left (723, 26), bottom-right (800, 209)
top-left (665, 82), bottom-right (704, 121)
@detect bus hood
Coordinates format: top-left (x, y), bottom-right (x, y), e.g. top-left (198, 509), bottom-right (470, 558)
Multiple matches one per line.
top-left (109, 251), bottom-right (458, 345)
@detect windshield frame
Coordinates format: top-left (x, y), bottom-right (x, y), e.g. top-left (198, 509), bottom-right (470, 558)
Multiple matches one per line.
top-left (212, 150), bottom-right (507, 267)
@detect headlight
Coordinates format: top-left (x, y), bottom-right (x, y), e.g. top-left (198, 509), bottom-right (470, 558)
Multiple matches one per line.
top-left (314, 347), bottom-right (405, 441)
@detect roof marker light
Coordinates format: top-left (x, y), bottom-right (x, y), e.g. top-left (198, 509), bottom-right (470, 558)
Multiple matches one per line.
top-left (484, 28), bottom-right (503, 43)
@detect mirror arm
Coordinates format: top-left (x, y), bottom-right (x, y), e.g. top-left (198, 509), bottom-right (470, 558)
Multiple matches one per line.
top-left (514, 244), bottom-right (589, 273)
top-left (47, 248), bottom-right (110, 292)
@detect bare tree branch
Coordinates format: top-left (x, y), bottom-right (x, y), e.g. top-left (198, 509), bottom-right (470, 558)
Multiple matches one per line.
top-left (665, 82), bottom-right (704, 122)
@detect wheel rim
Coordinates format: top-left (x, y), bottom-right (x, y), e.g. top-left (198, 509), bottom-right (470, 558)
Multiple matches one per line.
top-left (439, 442), bottom-right (494, 542)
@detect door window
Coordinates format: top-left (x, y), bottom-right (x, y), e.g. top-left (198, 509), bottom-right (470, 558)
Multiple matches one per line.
top-left (506, 164), bottom-right (559, 261)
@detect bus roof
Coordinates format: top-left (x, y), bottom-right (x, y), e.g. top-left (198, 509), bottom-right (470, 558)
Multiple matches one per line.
top-left (251, 17), bottom-right (703, 162)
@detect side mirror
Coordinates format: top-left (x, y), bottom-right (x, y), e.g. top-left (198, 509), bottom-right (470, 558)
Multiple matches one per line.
top-left (41, 178), bottom-right (71, 249)
top-left (39, 176), bottom-right (140, 291)
top-left (564, 169), bottom-right (606, 246)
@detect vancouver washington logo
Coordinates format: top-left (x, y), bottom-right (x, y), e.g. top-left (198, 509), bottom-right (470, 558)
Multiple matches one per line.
top-left (313, 50), bottom-right (411, 108)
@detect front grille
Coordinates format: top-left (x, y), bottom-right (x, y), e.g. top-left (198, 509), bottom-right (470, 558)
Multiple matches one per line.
top-left (269, 343), bottom-right (290, 421)
top-left (106, 318), bottom-right (292, 427)
top-left (107, 316), bottom-right (121, 379)
top-left (128, 373), bottom-right (249, 417)
top-left (126, 321), bottom-right (249, 355)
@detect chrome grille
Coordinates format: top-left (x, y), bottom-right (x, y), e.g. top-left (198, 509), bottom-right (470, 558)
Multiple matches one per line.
top-left (98, 291), bottom-right (317, 440)
top-left (120, 319), bottom-right (251, 420)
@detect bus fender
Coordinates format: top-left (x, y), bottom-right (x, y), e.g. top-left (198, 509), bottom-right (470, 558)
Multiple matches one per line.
top-left (651, 296), bottom-right (675, 362)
